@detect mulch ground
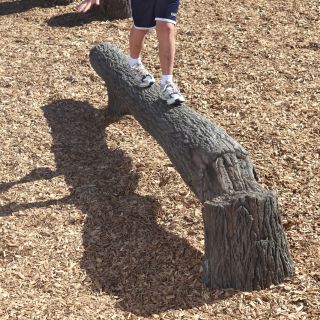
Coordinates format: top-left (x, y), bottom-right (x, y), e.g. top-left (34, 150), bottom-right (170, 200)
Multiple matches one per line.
top-left (0, 0), bottom-right (319, 319)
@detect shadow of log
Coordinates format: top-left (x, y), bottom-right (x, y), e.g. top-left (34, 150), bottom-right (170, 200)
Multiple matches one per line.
top-left (0, 99), bottom-right (231, 314)
top-left (0, 0), bottom-right (72, 16)
top-left (40, 99), bottom-right (218, 316)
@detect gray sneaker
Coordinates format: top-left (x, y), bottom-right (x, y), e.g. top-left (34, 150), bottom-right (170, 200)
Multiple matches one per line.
top-left (130, 62), bottom-right (155, 88)
top-left (160, 81), bottom-right (185, 105)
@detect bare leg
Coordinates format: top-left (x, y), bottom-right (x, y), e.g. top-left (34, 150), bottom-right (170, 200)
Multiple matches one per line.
top-left (129, 26), bottom-right (149, 59)
top-left (128, 26), bottom-right (155, 87)
top-left (156, 21), bottom-right (176, 75)
top-left (156, 21), bottom-right (185, 104)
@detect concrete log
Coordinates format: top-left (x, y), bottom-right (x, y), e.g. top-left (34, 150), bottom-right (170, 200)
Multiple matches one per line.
top-left (89, 43), bottom-right (294, 290)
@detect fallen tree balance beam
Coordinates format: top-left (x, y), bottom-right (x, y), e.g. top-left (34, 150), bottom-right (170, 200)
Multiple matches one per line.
top-left (89, 43), bottom-right (294, 291)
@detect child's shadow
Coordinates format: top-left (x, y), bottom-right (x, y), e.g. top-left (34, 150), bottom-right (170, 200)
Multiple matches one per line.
top-left (1, 99), bottom-right (211, 316)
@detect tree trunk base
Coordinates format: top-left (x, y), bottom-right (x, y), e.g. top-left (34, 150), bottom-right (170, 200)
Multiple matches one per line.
top-left (202, 191), bottom-right (294, 290)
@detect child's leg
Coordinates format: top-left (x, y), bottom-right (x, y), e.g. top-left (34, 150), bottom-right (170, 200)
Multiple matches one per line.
top-left (154, 0), bottom-right (180, 83)
top-left (156, 21), bottom-right (176, 80)
top-left (129, 27), bottom-right (149, 60)
top-left (129, 0), bottom-right (157, 60)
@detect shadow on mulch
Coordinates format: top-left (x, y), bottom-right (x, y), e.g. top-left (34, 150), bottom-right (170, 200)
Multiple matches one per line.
top-left (0, 167), bottom-right (60, 216)
top-left (0, 100), bottom-right (231, 315)
top-left (47, 8), bottom-right (107, 28)
top-left (0, 100), bottom-right (222, 316)
top-left (42, 99), bottom-right (220, 315)
top-left (0, 100), bottom-right (231, 316)
top-left (0, 0), bottom-right (71, 16)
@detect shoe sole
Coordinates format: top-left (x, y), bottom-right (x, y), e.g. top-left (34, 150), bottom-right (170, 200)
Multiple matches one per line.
top-left (159, 94), bottom-right (185, 105)
top-left (166, 97), bottom-right (185, 105)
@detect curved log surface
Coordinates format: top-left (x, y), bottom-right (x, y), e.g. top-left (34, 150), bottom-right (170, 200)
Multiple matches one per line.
top-left (90, 43), bottom-right (294, 290)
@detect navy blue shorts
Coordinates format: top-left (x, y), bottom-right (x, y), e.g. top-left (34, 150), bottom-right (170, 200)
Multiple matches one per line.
top-left (130, 0), bottom-right (180, 29)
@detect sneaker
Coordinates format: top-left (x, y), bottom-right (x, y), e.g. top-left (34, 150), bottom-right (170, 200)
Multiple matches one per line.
top-left (160, 81), bottom-right (185, 105)
top-left (130, 62), bottom-right (155, 88)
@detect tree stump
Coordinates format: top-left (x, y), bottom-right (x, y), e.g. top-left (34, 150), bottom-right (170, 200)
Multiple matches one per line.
top-left (99, 0), bottom-right (131, 20)
top-left (89, 43), bottom-right (294, 290)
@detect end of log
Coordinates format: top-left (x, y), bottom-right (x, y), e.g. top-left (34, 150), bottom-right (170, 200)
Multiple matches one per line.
top-left (202, 191), bottom-right (294, 290)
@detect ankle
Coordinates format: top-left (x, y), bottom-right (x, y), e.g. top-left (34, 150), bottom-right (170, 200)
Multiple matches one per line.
top-left (128, 57), bottom-right (141, 67)
top-left (160, 75), bottom-right (173, 86)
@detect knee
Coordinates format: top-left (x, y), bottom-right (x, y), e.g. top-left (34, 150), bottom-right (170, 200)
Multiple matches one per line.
top-left (156, 21), bottom-right (175, 35)
top-left (131, 26), bottom-right (149, 37)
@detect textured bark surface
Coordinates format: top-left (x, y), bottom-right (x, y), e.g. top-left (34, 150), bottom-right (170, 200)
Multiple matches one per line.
top-left (90, 43), bottom-right (294, 290)
top-left (99, 0), bottom-right (130, 19)
top-left (202, 192), bottom-right (294, 290)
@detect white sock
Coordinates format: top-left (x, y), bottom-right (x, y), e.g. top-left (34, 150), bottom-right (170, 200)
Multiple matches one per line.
top-left (128, 57), bottom-right (141, 67)
top-left (160, 75), bottom-right (173, 85)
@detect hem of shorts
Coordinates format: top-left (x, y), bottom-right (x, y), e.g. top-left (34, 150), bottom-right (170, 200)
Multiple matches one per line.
top-left (155, 17), bottom-right (177, 24)
top-left (133, 24), bottom-right (156, 30)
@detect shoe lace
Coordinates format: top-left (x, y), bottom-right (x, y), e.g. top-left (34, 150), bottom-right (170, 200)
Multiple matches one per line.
top-left (163, 82), bottom-right (179, 96)
top-left (132, 63), bottom-right (149, 79)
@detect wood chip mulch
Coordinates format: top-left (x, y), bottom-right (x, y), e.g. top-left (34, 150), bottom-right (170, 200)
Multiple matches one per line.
top-left (0, 0), bottom-right (319, 319)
